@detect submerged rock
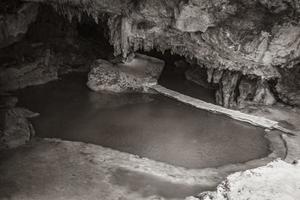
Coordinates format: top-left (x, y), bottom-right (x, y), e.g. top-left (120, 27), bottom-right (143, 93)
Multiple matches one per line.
top-left (87, 54), bottom-right (164, 92)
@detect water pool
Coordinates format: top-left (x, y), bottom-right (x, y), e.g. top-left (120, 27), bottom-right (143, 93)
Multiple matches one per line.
top-left (16, 73), bottom-right (270, 169)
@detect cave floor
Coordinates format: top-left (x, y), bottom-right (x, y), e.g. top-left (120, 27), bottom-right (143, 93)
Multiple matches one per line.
top-left (240, 104), bottom-right (300, 162)
top-left (0, 105), bottom-right (299, 200)
top-left (0, 139), bottom-right (218, 200)
top-left (1, 76), bottom-right (300, 200)
top-left (1, 81), bottom-right (300, 200)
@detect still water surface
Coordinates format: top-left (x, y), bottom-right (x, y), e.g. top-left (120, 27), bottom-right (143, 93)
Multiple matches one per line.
top-left (16, 73), bottom-right (269, 169)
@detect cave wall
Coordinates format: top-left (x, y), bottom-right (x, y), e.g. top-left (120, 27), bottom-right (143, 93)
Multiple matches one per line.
top-left (0, 1), bottom-right (113, 91)
top-left (29, 0), bottom-right (300, 78)
top-left (1, 0), bottom-right (300, 107)
top-left (0, 1), bottom-right (38, 48)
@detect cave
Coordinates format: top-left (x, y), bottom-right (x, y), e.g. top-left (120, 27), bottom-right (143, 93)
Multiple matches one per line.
top-left (0, 1), bottom-right (300, 200)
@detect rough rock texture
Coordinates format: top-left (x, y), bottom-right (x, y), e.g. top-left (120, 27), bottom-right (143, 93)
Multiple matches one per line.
top-left (0, 49), bottom-right (58, 91)
top-left (0, 96), bottom-right (38, 149)
top-left (175, 3), bottom-right (214, 33)
top-left (196, 160), bottom-right (300, 200)
top-left (0, 0), bottom-right (298, 107)
top-left (0, 3), bottom-right (111, 91)
top-left (0, 2), bottom-right (38, 48)
top-left (87, 54), bottom-right (164, 92)
top-left (0, 135), bottom-right (288, 200)
top-left (276, 66), bottom-right (300, 106)
top-left (215, 71), bottom-right (241, 108)
top-left (25, 0), bottom-right (300, 77)
top-left (200, 68), bottom-right (276, 108)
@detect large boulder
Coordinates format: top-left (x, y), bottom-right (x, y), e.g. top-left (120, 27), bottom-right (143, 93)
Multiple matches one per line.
top-left (0, 96), bottom-right (39, 149)
top-left (87, 53), bottom-right (164, 92)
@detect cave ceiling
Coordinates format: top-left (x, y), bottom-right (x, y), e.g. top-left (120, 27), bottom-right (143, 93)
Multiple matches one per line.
top-left (12, 0), bottom-right (300, 79)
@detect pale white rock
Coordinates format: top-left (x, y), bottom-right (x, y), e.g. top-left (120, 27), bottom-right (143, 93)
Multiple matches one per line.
top-left (175, 3), bottom-right (214, 33)
top-left (197, 160), bottom-right (300, 200)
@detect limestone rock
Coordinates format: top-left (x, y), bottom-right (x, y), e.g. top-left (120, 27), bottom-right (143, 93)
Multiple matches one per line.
top-left (211, 70), bottom-right (224, 84)
top-left (197, 160), bottom-right (300, 200)
top-left (212, 70), bottom-right (276, 108)
top-left (87, 54), bottom-right (164, 92)
top-left (253, 80), bottom-right (276, 106)
top-left (0, 97), bottom-right (39, 149)
top-left (218, 71), bottom-right (241, 108)
top-left (25, 0), bottom-right (300, 83)
top-left (87, 59), bottom-right (122, 92)
top-left (0, 49), bottom-right (58, 91)
top-left (175, 3), bottom-right (214, 33)
top-left (276, 66), bottom-right (300, 106)
top-left (0, 3), bottom-right (38, 48)
top-left (237, 77), bottom-right (258, 108)
top-left (206, 68), bottom-right (214, 83)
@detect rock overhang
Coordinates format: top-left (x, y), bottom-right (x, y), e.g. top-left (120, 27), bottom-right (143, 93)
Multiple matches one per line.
top-left (21, 0), bottom-right (300, 80)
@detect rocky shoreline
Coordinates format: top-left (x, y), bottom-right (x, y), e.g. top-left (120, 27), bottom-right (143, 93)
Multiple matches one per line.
top-left (1, 78), bottom-right (299, 199)
top-left (1, 0), bottom-right (300, 198)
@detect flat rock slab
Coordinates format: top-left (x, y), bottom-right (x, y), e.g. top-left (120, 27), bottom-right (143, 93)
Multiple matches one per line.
top-left (0, 137), bottom-right (290, 200)
top-left (150, 84), bottom-right (278, 129)
top-left (0, 139), bottom-right (224, 200)
top-left (87, 54), bottom-right (164, 92)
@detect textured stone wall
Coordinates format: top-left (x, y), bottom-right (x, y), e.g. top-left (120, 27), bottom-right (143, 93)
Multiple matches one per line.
top-left (2, 0), bottom-right (300, 107)
top-left (0, 2), bottom-right (39, 48)
top-left (23, 0), bottom-right (299, 78)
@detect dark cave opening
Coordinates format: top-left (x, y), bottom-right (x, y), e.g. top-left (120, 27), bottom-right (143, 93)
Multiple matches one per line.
top-left (0, 4), bottom-right (114, 75)
top-left (139, 49), bottom-right (217, 103)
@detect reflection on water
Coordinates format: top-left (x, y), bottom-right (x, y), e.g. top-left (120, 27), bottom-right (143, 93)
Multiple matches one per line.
top-left (16, 73), bottom-right (269, 169)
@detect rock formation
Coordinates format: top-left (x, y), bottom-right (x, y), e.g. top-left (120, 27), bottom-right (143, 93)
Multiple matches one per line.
top-left (195, 159), bottom-right (300, 200)
top-left (0, 0), bottom-right (299, 105)
top-left (0, 96), bottom-right (39, 149)
top-left (0, 2), bottom-right (111, 91)
top-left (87, 53), bottom-right (164, 92)
top-left (0, 2), bottom-right (38, 48)
top-left (0, 48), bottom-right (58, 91)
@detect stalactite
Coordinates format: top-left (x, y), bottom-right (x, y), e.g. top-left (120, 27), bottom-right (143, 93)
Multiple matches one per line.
top-left (107, 15), bottom-right (122, 56)
top-left (49, 2), bottom-right (100, 24)
top-left (120, 16), bottom-right (132, 58)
